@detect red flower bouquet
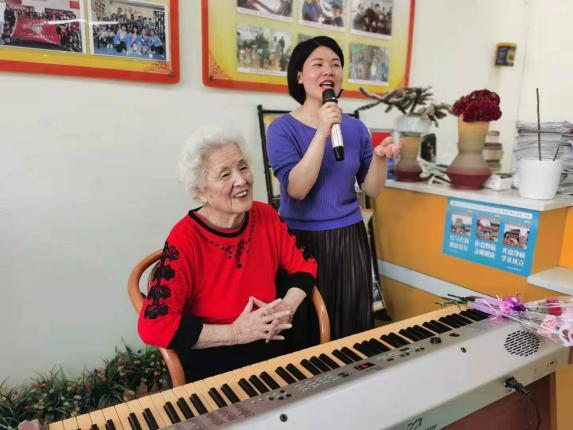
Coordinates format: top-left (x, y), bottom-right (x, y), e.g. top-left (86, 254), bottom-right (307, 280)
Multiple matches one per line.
top-left (452, 89), bottom-right (502, 122)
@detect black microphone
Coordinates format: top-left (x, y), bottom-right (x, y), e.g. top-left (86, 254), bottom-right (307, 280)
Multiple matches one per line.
top-left (322, 88), bottom-right (344, 161)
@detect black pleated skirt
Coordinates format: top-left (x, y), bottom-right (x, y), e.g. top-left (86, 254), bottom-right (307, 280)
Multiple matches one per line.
top-left (280, 221), bottom-right (373, 350)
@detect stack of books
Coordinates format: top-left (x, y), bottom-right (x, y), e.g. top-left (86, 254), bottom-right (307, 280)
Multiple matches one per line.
top-left (483, 130), bottom-right (503, 173)
top-left (513, 121), bottom-right (573, 194)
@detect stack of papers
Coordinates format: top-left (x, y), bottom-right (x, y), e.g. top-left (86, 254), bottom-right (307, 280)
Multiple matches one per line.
top-left (513, 121), bottom-right (573, 194)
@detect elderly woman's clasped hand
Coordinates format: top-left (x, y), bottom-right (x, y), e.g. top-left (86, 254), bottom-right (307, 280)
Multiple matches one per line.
top-left (231, 297), bottom-right (293, 344)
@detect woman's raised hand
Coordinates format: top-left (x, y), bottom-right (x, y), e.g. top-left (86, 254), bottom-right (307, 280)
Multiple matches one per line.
top-left (373, 136), bottom-right (401, 159)
top-left (231, 297), bottom-right (292, 344)
top-left (317, 101), bottom-right (342, 139)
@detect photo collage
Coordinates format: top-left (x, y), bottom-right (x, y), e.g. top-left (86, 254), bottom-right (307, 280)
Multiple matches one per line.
top-left (235, 0), bottom-right (393, 85)
top-left (0, 0), bottom-right (169, 62)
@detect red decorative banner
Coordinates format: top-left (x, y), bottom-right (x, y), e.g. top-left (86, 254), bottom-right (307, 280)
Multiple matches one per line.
top-left (11, 17), bottom-right (61, 46)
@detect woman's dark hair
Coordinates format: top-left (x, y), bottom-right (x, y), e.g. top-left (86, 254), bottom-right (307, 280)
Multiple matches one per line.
top-left (287, 36), bottom-right (344, 105)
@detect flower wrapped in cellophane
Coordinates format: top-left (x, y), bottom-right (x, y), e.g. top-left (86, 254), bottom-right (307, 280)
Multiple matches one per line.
top-left (468, 295), bottom-right (573, 347)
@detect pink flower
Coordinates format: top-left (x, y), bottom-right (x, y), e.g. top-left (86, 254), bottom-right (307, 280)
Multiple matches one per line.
top-left (546, 297), bottom-right (562, 316)
top-left (537, 315), bottom-right (560, 337)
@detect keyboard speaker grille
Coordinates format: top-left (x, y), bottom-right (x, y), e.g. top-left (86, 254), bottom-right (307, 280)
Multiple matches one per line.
top-left (504, 330), bottom-right (540, 356)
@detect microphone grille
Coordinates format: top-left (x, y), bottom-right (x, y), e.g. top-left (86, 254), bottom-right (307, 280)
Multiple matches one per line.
top-left (322, 89), bottom-right (337, 104)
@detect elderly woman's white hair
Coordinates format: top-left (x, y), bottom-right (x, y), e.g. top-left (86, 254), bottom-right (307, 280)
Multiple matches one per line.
top-left (177, 128), bottom-right (250, 199)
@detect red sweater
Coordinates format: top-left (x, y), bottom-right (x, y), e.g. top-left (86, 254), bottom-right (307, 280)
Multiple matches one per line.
top-left (138, 201), bottom-right (317, 351)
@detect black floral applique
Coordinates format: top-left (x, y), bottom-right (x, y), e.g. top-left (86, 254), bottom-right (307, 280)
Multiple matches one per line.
top-left (144, 242), bottom-right (179, 319)
top-left (193, 217), bottom-right (256, 269)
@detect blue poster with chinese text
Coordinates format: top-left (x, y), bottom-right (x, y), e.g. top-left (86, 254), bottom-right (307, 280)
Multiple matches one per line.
top-left (442, 198), bottom-right (539, 276)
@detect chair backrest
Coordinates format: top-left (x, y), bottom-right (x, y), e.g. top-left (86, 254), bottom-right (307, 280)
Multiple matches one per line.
top-left (128, 249), bottom-right (331, 387)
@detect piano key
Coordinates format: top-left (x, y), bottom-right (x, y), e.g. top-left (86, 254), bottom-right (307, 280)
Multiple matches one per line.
top-left (286, 363), bottom-right (308, 381)
top-left (411, 325), bottom-right (434, 339)
top-left (273, 350), bottom-right (315, 380)
top-left (125, 400), bottom-right (151, 430)
top-left (439, 316), bottom-right (462, 328)
top-left (275, 365), bottom-right (297, 384)
top-left (399, 328), bottom-right (423, 342)
top-left (189, 393), bottom-right (209, 415)
top-left (318, 353), bottom-right (340, 369)
top-left (62, 418), bottom-right (79, 430)
top-left (207, 387), bottom-right (228, 408)
top-left (238, 377), bottom-right (259, 397)
top-left (162, 402), bottom-right (181, 424)
top-left (100, 407), bottom-right (124, 430)
top-left (212, 370), bottom-right (250, 402)
top-left (341, 346), bottom-right (363, 362)
top-left (89, 410), bottom-right (109, 430)
top-left (248, 374), bottom-right (270, 394)
top-left (260, 371), bottom-right (281, 389)
top-left (220, 383), bottom-right (242, 404)
top-left (380, 333), bottom-right (405, 347)
top-left (388, 332), bottom-right (411, 345)
top-left (172, 381), bottom-right (211, 415)
top-left (452, 313), bottom-right (474, 324)
top-left (105, 420), bottom-right (116, 430)
top-left (460, 309), bottom-right (486, 321)
top-left (300, 358), bottom-right (322, 375)
top-left (472, 309), bottom-right (491, 319)
top-left (142, 409), bottom-right (159, 430)
top-left (428, 319), bottom-right (452, 332)
top-left (422, 320), bottom-right (448, 334)
top-left (367, 338), bottom-right (391, 353)
top-left (309, 356), bottom-right (331, 372)
top-left (332, 348), bottom-right (355, 364)
top-left (90, 425), bottom-right (99, 430)
top-left (171, 385), bottom-right (203, 417)
top-left (176, 397), bottom-right (195, 419)
top-left (127, 413), bottom-right (142, 430)
top-left (190, 380), bottom-right (220, 412)
top-left (444, 315), bottom-right (465, 328)
top-left (138, 394), bottom-right (168, 429)
top-left (158, 389), bottom-right (185, 422)
top-left (353, 341), bottom-right (378, 357)
top-left (75, 413), bottom-right (94, 430)
top-left (449, 313), bottom-right (472, 326)
top-left (49, 422), bottom-right (65, 430)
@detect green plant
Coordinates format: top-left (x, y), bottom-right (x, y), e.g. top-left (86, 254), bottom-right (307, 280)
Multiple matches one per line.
top-left (357, 86), bottom-right (451, 127)
top-left (0, 345), bottom-right (167, 429)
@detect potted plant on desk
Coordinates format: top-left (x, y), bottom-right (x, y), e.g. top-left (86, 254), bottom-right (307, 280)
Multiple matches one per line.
top-left (447, 89), bottom-right (502, 189)
top-left (358, 86), bottom-right (450, 182)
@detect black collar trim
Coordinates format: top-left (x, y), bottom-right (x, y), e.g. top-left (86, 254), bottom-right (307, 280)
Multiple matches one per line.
top-left (188, 207), bottom-right (249, 238)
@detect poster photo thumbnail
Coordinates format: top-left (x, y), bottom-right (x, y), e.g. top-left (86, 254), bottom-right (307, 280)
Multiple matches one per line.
top-left (237, 23), bottom-right (292, 75)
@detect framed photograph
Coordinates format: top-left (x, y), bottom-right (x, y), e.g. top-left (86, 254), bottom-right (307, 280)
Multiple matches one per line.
top-left (0, 0), bottom-right (179, 83)
top-left (202, 0), bottom-right (415, 97)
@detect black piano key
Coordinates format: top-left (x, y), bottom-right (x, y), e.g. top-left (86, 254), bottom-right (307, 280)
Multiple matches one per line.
top-left (177, 397), bottom-right (194, 419)
top-left (276, 366), bottom-right (297, 384)
top-left (238, 378), bottom-right (258, 397)
top-left (460, 309), bottom-right (485, 321)
top-left (452, 313), bottom-right (474, 324)
top-left (423, 320), bottom-right (447, 334)
top-left (429, 319), bottom-right (452, 332)
top-left (90, 425), bottom-right (99, 430)
top-left (260, 372), bottom-right (280, 390)
top-left (319, 353), bottom-right (340, 369)
top-left (221, 384), bottom-right (241, 404)
top-left (310, 356), bottom-right (330, 373)
top-left (332, 349), bottom-right (354, 365)
top-left (189, 394), bottom-right (208, 415)
top-left (399, 328), bottom-right (422, 342)
top-left (353, 341), bottom-right (377, 357)
top-left (248, 375), bottom-right (270, 394)
top-left (449, 314), bottom-right (471, 326)
top-left (445, 315), bottom-right (465, 328)
top-left (412, 325), bottom-right (434, 338)
top-left (380, 334), bottom-right (402, 348)
top-left (208, 387), bottom-right (228, 408)
top-left (143, 408), bottom-right (159, 430)
top-left (127, 413), bottom-right (142, 430)
top-left (105, 420), bottom-right (116, 430)
top-left (341, 346), bottom-right (362, 361)
top-left (471, 309), bottom-right (491, 319)
top-left (163, 402), bottom-right (181, 424)
top-left (388, 332), bottom-right (411, 346)
top-left (286, 363), bottom-right (307, 381)
top-left (368, 338), bottom-right (390, 353)
top-left (439, 316), bottom-right (461, 328)
top-left (300, 358), bottom-right (322, 375)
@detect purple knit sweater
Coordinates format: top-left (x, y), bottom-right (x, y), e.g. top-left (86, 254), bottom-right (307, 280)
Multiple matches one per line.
top-left (267, 113), bottom-right (373, 231)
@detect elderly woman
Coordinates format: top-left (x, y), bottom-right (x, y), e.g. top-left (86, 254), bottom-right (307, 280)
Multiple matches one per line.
top-left (138, 129), bottom-right (317, 383)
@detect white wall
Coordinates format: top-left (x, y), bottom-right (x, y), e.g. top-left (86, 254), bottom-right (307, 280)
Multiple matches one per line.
top-left (1, 0), bottom-right (568, 384)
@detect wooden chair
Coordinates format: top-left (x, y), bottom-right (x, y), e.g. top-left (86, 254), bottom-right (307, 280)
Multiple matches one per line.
top-left (128, 249), bottom-right (331, 387)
